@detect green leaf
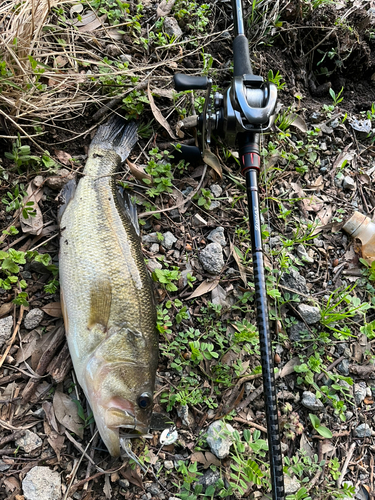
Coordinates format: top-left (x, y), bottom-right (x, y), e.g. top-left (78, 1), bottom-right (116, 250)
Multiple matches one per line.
top-left (309, 413), bottom-right (320, 429)
top-left (316, 425), bottom-right (332, 439)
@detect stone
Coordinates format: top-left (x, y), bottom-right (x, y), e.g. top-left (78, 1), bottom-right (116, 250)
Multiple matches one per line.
top-left (164, 17), bottom-right (183, 38)
top-left (162, 231), bottom-right (177, 249)
top-left (288, 321), bottom-right (311, 342)
top-left (320, 142), bottom-right (327, 151)
top-left (150, 243), bottom-right (159, 253)
top-left (296, 244), bottom-right (314, 264)
top-left (0, 460), bottom-right (11, 472)
top-left (207, 227), bottom-right (226, 247)
top-left (148, 484), bottom-right (160, 495)
top-left (337, 358), bottom-right (350, 376)
top-left (197, 469), bottom-right (220, 489)
top-left (280, 269), bottom-right (309, 295)
top-left (24, 309), bottom-right (44, 330)
top-left (45, 169), bottom-right (74, 190)
top-left (207, 200), bottom-right (221, 211)
top-left (342, 176), bottom-right (356, 191)
top-left (345, 411), bottom-right (353, 420)
top-left (0, 316), bottom-right (13, 349)
top-left (147, 259), bottom-right (162, 273)
top-left (297, 304), bottom-right (321, 324)
top-left (192, 213), bottom-right (208, 226)
top-left (199, 243), bottom-right (224, 275)
top-left (164, 460), bottom-right (174, 470)
top-left (15, 430), bottom-right (42, 453)
top-left (310, 111), bottom-right (322, 123)
top-left (350, 118), bottom-right (372, 139)
top-left (22, 466), bottom-right (61, 500)
top-left (301, 391), bottom-right (324, 411)
top-left (209, 184), bottom-right (222, 197)
top-left (177, 405), bottom-right (194, 427)
top-left (284, 475), bottom-right (300, 494)
top-left (354, 382), bottom-right (367, 406)
top-left (119, 479), bottom-right (130, 489)
top-left (206, 420), bottom-right (235, 459)
top-left (354, 423), bottom-right (372, 438)
top-left (142, 232), bottom-right (159, 245)
top-left (119, 54), bottom-right (132, 63)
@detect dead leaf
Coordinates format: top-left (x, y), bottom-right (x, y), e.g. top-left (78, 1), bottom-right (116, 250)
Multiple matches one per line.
top-left (332, 150), bottom-right (354, 171)
top-left (321, 441), bottom-right (335, 454)
top-left (231, 244), bottom-right (248, 286)
top-left (190, 451), bottom-right (206, 464)
top-left (3, 477), bottom-right (20, 492)
top-left (280, 357), bottom-right (301, 378)
top-left (364, 396), bottom-right (374, 405)
top-left (203, 149), bottom-right (222, 179)
top-left (55, 55), bottom-right (68, 68)
top-left (44, 419), bottom-right (65, 461)
top-left (55, 150), bottom-right (72, 165)
top-left (221, 349), bottom-right (237, 367)
top-left (300, 433), bottom-right (314, 459)
top-left (151, 87), bottom-right (174, 99)
top-left (349, 364), bottom-right (375, 377)
top-left (203, 451), bottom-right (221, 468)
top-left (78, 14), bottom-right (106, 32)
top-left (157, 0), bottom-right (176, 17)
top-left (0, 302), bottom-right (14, 317)
top-left (53, 390), bottom-right (84, 439)
top-left (43, 401), bottom-right (60, 433)
top-left (187, 278), bottom-right (220, 299)
top-left (211, 284), bottom-right (229, 308)
top-left (316, 204), bottom-right (333, 225)
top-left (126, 159), bottom-right (153, 184)
top-left (16, 329), bottom-right (39, 364)
top-left (42, 302), bottom-right (62, 318)
top-left (289, 113), bottom-right (307, 133)
top-left (20, 182), bottom-right (43, 235)
top-left (301, 194), bottom-right (324, 212)
top-left (147, 84), bottom-right (177, 140)
top-left (120, 466), bottom-right (143, 489)
top-left (309, 175), bottom-right (324, 190)
top-left (103, 475), bottom-right (112, 500)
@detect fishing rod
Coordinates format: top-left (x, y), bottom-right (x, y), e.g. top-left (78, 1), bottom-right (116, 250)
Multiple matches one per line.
top-left (173, 1), bottom-right (285, 499)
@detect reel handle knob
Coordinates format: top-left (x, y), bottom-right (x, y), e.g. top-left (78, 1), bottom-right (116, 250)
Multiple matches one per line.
top-left (171, 144), bottom-right (202, 163)
top-left (174, 74), bottom-right (209, 91)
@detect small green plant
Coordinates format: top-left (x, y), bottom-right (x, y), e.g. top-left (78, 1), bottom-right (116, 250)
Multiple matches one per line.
top-left (4, 136), bottom-right (39, 172)
top-left (196, 188), bottom-right (213, 210)
top-left (329, 86), bottom-right (344, 107)
top-left (73, 399), bottom-right (95, 429)
top-left (144, 148), bottom-right (175, 197)
top-left (309, 414), bottom-right (332, 438)
top-left (268, 69), bottom-right (286, 90)
top-left (152, 267), bottom-right (180, 292)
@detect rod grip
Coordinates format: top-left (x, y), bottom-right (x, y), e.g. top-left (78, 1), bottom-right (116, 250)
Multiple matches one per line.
top-left (233, 35), bottom-right (253, 76)
top-left (173, 74), bottom-right (209, 91)
top-left (171, 145), bottom-right (202, 163)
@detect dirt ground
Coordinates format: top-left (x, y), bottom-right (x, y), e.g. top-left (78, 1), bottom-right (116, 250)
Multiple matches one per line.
top-left (1, 1), bottom-right (375, 499)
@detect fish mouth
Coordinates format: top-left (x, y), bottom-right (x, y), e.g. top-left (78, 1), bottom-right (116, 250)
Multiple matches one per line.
top-left (105, 407), bottom-right (148, 435)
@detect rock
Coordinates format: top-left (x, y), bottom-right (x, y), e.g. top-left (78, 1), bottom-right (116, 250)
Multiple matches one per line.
top-left (15, 430), bottom-right (42, 453)
top-left (22, 466), bottom-right (61, 500)
top-left (162, 231), bottom-right (177, 249)
top-left (24, 309), bottom-right (44, 330)
top-left (354, 382), bottom-right (367, 406)
top-left (207, 227), bottom-right (226, 247)
top-left (320, 142), bottom-right (327, 151)
top-left (310, 111), bottom-right (322, 123)
top-left (45, 169), bottom-right (74, 190)
top-left (350, 118), bottom-right (372, 139)
top-left (280, 269), bottom-right (309, 295)
top-left (288, 321), bottom-right (311, 342)
top-left (29, 261), bottom-right (50, 274)
top-left (337, 358), bottom-right (350, 376)
top-left (284, 475), bottom-right (301, 494)
top-left (164, 460), bottom-right (174, 470)
top-left (301, 391), bottom-right (324, 411)
top-left (147, 259), bottom-right (162, 273)
top-left (169, 498), bottom-right (181, 500)
top-left (119, 479), bottom-right (130, 488)
top-left (330, 118), bottom-right (340, 128)
top-left (313, 238), bottom-right (324, 248)
top-left (0, 460), bottom-right (11, 472)
top-left (206, 420), bottom-right (235, 459)
top-left (297, 304), bottom-right (321, 324)
top-left (296, 244), bottom-right (314, 264)
top-left (142, 232), bottom-right (159, 245)
top-left (33, 175), bottom-right (44, 187)
top-left (209, 184), bottom-right (222, 197)
top-left (342, 176), bottom-right (356, 191)
top-left (150, 243), bottom-right (159, 253)
top-left (119, 54), bottom-right (132, 63)
top-left (164, 17), bottom-right (183, 38)
top-left (345, 411), bottom-right (353, 420)
top-left (207, 200), bottom-right (220, 211)
top-left (354, 423), bottom-right (372, 438)
top-left (177, 405), bottom-right (194, 427)
top-left (199, 243), bottom-right (224, 275)
top-left (148, 484), bottom-right (160, 495)
top-left (0, 316), bottom-right (13, 349)
top-left (105, 43), bottom-right (122, 57)
top-left (197, 469), bottom-right (220, 489)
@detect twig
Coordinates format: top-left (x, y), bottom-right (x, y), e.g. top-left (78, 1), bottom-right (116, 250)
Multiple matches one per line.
top-left (0, 430), bottom-right (25, 448)
top-left (233, 417), bottom-right (267, 433)
top-left (0, 304), bottom-right (24, 370)
top-left (316, 356), bottom-right (345, 381)
top-left (337, 442), bottom-right (356, 489)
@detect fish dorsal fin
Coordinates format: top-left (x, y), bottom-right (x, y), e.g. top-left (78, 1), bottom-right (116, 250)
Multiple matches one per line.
top-left (116, 187), bottom-right (140, 236)
top-left (58, 177), bottom-right (77, 225)
top-left (88, 279), bottom-right (112, 330)
top-left (89, 117), bottom-right (138, 163)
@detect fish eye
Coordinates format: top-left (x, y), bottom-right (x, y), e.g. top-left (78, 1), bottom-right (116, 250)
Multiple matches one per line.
top-left (137, 392), bottom-right (152, 409)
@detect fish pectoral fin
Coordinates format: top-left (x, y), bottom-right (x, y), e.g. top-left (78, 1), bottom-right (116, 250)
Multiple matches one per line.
top-left (58, 177), bottom-right (77, 224)
top-left (88, 279), bottom-right (112, 330)
top-left (116, 187), bottom-right (140, 236)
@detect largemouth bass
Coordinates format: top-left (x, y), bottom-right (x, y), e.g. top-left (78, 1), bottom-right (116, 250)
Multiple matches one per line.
top-left (59, 117), bottom-right (158, 457)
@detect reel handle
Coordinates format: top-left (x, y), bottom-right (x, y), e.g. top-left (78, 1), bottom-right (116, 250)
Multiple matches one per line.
top-left (174, 74), bottom-right (209, 91)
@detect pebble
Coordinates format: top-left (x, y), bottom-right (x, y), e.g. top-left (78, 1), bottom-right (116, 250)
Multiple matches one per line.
top-left (24, 309), bottom-right (44, 330)
top-left (164, 17), bottom-right (183, 38)
top-left (142, 232), bottom-right (159, 245)
top-left (197, 469), bottom-right (220, 488)
top-left (164, 460), bottom-right (174, 470)
top-left (350, 118), bottom-right (372, 139)
top-left (192, 213), bottom-right (208, 226)
top-left (296, 244), bottom-right (314, 264)
top-left (284, 475), bottom-right (301, 494)
top-left (162, 231), bottom-right (177, 250)
top-left (320, 142), bottom-right (327, 151)
top-left (280, 269), bottom-right (309, 295)
top-left (22, 466), bottom-right (61, 500)
top-left (288, 320), bottom-right (311, 342)
top-left (207, 227), bottom-right (226, 247)
top-left (0, 460), bottom-right (11, 472)
top-left (206, 420), bottom-right (235, 459)
top-left (310, 111), bottom-right (322, 123)
top-left (207, 200), bottom-right (221, 211)
top-left (346, 411), bottom-right (354, 420)
top-left (0, 316), bottom-right (13, 349)
top-left (330, 118), bottom-right (340, 128)
top-left (337, 358), bottom-right (350, 376)
top-left (16, 430), bottom-right (43, 453)
top-left (45, 169), bottom-right (74, 190)
top-left (342, 176), bottom-right (356, 191)
top-left (119, 54), bottom-right (132, 63)
top-left (354, 382), bottom-right (367, 406)
top-left (301, 391), bottom-right (324, 411)
top-left (209, 184), bottom-right (222, 197)
top-left (313, 238), bottom-right (324, 248)
top-left (177, 404), bottom-right (194, 427)
top-left (148, 484), bottom-right (160, 496)
top-left (354, 423), bottom-right (372, 438)
top-left (150, 243), bottom-right (159, 253)
top-left (147, 259), bottom-right (162, 273)
top-left (119, 479), bottom-right (130, 489)
top-left (297, 304), bottom-right (321, 324)
top-left (199, 242), bottom-right (224, 275)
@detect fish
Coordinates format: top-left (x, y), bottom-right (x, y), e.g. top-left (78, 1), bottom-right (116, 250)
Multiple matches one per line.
top-left (59, 116), bottom-right (158, 457)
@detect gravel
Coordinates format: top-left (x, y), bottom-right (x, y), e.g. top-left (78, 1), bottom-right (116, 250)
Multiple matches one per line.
top-left (302, 391), bottom-right (324, 411)
top-left (354, 382), bottom-right (367, 406)
top-left (0, 316), bottom-right (13, 349)
top-left (206, 420), bottom-right (235, 459)
top-left (280, 269), bottom-right (309, 295)
top-left (24, 309), bottom-right (44, 330)
top-left (284, 475), bottom-right (301, 494)
top-left (207, 227), bottom-right (226, 247)
top-left (22, 466), bottom-right (61, 500)
top-left (209, 184), bottom-right (223, 197)
top-left (297, 304), bottom-right (321, 324)
top-left (162, 231), bottom-right (177, 249)
top-left (199, 242), bottom-right (224, 275)
top-left (15, 430), bottom-right (43, 453)
top-left (354, 423), bottom-right (372, 438)
top-left (164, 17), bottom-right (183, 38)
top-left (288, 320), bottom-right (311, 342)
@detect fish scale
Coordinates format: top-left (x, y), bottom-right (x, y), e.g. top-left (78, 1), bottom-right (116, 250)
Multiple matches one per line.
top-left (59, 119), bottom-right (158, 456)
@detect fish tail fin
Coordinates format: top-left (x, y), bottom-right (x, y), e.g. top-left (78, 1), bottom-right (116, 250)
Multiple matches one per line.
top-left (90, 116), bottom-right (138, 162)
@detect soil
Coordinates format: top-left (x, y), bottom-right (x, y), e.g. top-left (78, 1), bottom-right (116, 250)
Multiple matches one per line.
top-left (1, 1), bottom-right (375, 500)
